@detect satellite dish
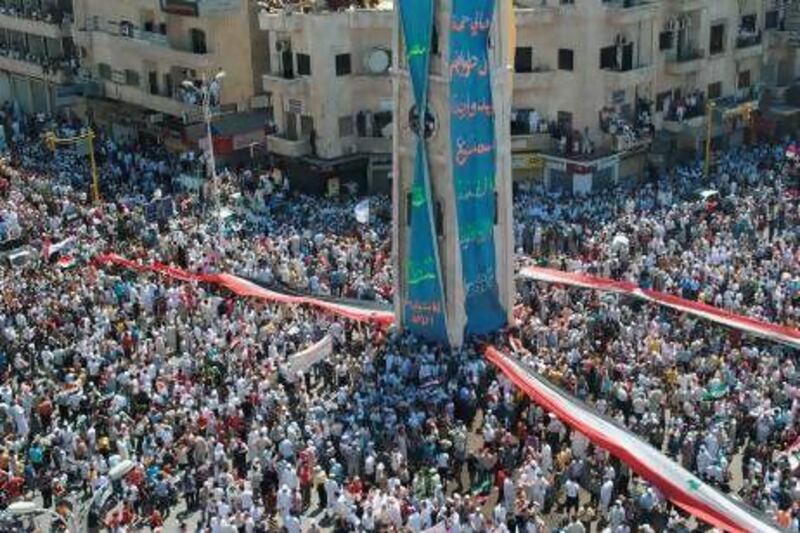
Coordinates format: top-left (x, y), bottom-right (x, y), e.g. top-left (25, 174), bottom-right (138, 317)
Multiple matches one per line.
top-left (366, 48), bottom-right (390, 74)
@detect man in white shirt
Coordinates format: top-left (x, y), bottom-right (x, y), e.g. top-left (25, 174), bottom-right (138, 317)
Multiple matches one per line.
top-left (564, 477), bottom-right (580, 516)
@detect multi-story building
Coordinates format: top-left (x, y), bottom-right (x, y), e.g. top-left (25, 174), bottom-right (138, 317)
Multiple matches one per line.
top-left (0, 0), bottom-right (79, 115)
top-left (69, 0), bottom-right (268, 155)
top-left (259, 0), bottom-right (800, 193)
top-left (259, 6), bottom-right (394, 193)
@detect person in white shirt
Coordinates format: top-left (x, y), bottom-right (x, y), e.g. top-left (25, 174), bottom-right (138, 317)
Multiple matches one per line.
top-left (564, 477), bottom-right (580, 516)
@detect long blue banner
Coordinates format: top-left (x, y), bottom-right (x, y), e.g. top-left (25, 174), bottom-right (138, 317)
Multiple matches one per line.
top-left (399, 0), bottom-right (449, 343)
top-left (449, 0), bottom-right (506, 334)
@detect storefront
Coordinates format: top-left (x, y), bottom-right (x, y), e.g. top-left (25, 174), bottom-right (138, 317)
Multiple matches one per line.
top-left (512, 152), bottom-right (544, 182)
top-left (542, 153), bottom-right (620, 194)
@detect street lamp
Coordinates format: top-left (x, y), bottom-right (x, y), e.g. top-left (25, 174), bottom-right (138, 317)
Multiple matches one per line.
top-left (182, 70), bottom-right (226, 223)
top-left (704, 100), bottom-right (716, 180)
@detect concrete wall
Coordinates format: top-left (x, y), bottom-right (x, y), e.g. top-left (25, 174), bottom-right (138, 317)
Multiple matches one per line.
top-left (261, 0), bottom-right (790, 169)
top-left (74, 0), bottom-right (258, 111)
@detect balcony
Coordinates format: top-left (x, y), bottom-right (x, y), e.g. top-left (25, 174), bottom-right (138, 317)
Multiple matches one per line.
top-left (604, 1), bottom-right (658, 25)
top-left (665, 49), bottom-right (705, 75)
top-left (355, 136), bottom-right (391, 154)
top-left (102, 81), bottom-right (201, 118)
top-left (0, 51), bottom-right (71, 84)
top-left (267, 134), bottom-right (311, 158)
top-left (513, 68), bottom-right (555, 91)
top-left (511, 132), bottom-right (552, 152)
top-left (601, 64), bottom-right (655, 89)
top-left (662, 114), bottom-right (705, 134)
top-left (0, 11), bottom-right (71, 39)
top-left (88, 29), bottom-right (211, 70)
top-left (262, 73), bottom-right (309, 99)
top-left (735, 33), bottom-right (764, 59)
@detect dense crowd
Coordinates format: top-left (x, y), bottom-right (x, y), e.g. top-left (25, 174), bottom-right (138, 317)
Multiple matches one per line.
top-left (0, 106), bottom-right (796, 533)
top-left (514, 143), bottom-right (799, 328)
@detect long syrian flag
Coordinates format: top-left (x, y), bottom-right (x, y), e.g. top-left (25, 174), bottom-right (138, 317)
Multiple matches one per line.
top-left (485, 346), bottom-right (781, 533)
top-left (92, 255), bottom-right (800, 346)
top-left (93, 254), bottom-right (395, 326)
top-left (520, 266), bottom-right (800, 349)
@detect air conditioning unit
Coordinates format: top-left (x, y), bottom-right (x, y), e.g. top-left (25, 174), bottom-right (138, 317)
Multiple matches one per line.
top-left (236, 102), bottom-right (247, 112)
top-left (275, 40), bottom-right (291, 53)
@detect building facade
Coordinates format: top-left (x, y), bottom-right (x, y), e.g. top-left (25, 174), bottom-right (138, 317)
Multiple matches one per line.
top-left (71, 0), bottom-right (268, 153)
top-left (258, 7), bottom-right (395, 193)
top-left (259, 0), bottom-right (800, 193)
top-left (0, 0), bottom-right (79, 115)
top-left (0, 0), bottom-right (270, 161)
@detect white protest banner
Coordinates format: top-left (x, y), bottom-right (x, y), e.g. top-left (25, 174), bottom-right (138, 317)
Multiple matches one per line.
top-left (280, 335), bottom-right (333, 379)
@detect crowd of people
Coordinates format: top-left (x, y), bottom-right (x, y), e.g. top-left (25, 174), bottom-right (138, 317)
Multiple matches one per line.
top-left (0, 104), bottom-right (796, 533)
top-left (514, 142), bottom-right (799, 328)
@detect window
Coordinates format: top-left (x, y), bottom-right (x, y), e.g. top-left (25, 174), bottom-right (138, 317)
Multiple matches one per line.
top-left (119, 20), bottom-right (133, 37)
top-left (656, 90), bottom-right (672, 112)
top-left (300, 115), bottom-right (314, 136)
top-left (740, 14), bottom-right (757, 33)
top-left (338, 116), bottom-right (355, 137)
top-left (557, 111), bottom-right (573, 132)
top-left (659, 31), bottom-right (673, 50)
top-left (98, 63), bottom-right (112, 80)
top-left (162, 0), bottom-right (199, 16)
top-left (148, 71), bottom-right (158, 94)
top-left (335, 53), bottom-right (351, 76)
top-left (599, 46), bottom-right (616, 70)
top-left (558, 48), bottom-right (574, 71)
top-left (431, 23), bottom-right (439, 56)
top-left (707, 81), bottom-right (722, 100)
top-left (515, 47), bottom-right (532, 73)
top-left (710, 23), bottom-right (725, 55)
top-left (738, 70), bottom-right (751, 89)
top-left (296, 53), bottom-right (311, 76)
top-left (125, 69), bottom-right (140, 86)
top-left (765, 10), bottom-right (779, 30)
top-left (190, 29), bottom-right (207, 54)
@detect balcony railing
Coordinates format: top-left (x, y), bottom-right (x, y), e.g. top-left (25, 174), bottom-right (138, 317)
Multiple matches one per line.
top-left (736, 32), bottom-right (762, 49)
top-left (0, 4), bottom-right (71, 24)
top-left (0, 6), bottom-right (71, 38)
top-left (674, 48), bottom-right (704, 62)
top-left (0, 47), bottom-right (76, 83)
top-left (267, 134), bottom-right (311, 158)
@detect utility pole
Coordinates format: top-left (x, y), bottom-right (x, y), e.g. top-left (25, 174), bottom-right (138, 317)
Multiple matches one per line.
top-left (45, 129), bottom-right (100, 204)
top-left (704, 100), bottom-right (716, 180)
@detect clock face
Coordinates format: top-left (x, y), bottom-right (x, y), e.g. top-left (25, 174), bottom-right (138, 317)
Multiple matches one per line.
top-left (408, 105), bottom-right (437, 139)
